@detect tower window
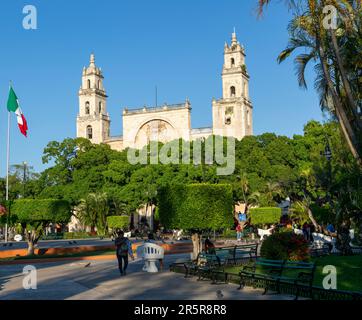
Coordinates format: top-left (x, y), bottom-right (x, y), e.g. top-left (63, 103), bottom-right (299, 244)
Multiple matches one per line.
top-left (225, 116), bottom-right (232, 125)
top-left (231, 58), bottom-right (235, 67)
top-left (98, 80), bottom-right (101, 89)
top-left (99, 102), bottom-right (102, 114)
top-left (88, 80), bottom-right (91, 89)
top-left (85, 102), bottom-right (90, 115)
top-left (247, 110), bottom-right (250, 126)
top-left (87, 126), bottom-right (93, 139)
top-left (230, 86), bottom-right (236, 97)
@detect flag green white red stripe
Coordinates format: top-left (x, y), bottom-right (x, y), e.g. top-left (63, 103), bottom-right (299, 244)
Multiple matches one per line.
top-left (7, 86), bottom-right (28, 137)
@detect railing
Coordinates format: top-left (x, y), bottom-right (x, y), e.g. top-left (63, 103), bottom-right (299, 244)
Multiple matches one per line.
top-left (124, 103), bottom-right (188, 115)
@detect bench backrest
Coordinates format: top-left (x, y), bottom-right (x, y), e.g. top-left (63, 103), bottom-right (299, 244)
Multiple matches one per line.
top-left (235, 243), bottom-right (258, 251)
top-left (197, 252), bottom-right (220, 266)
top-left (254, 258), bottom-right (285, 275)
top-left (283, 261), bottom-right (316, 273)
top-left (256, 258), bottom-right (285, 266)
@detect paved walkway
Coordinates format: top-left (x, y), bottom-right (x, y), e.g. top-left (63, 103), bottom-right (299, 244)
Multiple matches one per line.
top-left (0, 254), bottom-right (296, 300)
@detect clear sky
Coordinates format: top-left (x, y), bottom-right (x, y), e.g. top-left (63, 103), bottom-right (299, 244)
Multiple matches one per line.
top-left (0, 0), bottom-right (326, 175)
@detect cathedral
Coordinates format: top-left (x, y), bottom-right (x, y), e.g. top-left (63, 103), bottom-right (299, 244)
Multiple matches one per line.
top-left (76, 31), bottom-right (253, 151)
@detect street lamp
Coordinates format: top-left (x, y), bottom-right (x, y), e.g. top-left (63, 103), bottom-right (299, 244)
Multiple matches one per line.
top-left (323, 143), bottom-right (332, 161)
top-left (321, 138), bottom-right (333, 210)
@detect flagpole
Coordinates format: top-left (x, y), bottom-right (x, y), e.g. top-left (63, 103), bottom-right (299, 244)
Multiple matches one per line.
top-left (5, 83), bottom-right (11, 243)
top-left (4, 112), bottom-right (10, 243)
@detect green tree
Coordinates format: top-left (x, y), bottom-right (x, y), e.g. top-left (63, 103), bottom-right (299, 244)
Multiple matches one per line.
top-left (76, 192), bottom-right (109, 236)
top-left (158, 184), bottom-right (234, 258)
top-left (257, 0), bottom-right (362, 166)
top-left (11, 199), bottom-right (71, 255)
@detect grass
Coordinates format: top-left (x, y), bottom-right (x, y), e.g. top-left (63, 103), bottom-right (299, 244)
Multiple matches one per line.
top-left (224, 255), bottom-right (362, 293)
top-left (0, 249), bottom-right (116, 262)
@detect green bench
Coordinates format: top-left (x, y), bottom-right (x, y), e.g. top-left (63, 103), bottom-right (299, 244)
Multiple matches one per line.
top-left (184, 252), bottom-right (228, 283)
top-left (239, 258), bottom-right (316, 300)
top-left (215, 243), bottom-right (258, 265)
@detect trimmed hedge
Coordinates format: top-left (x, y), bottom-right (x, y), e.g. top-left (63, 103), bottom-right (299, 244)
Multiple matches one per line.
top-left (249, 207), bottom-right (281, 226)
top-left (11, 199), bottom-right (71, 223)
top-left (107, 215), bottom-right (130, 231)
top-left (158, 184), bottom-right (234, 230)
top-left (64, 232), bottom-right (94, 239)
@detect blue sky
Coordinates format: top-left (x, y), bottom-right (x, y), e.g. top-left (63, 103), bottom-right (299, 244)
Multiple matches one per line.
top-left (0, 0), bottom-right (326, 174)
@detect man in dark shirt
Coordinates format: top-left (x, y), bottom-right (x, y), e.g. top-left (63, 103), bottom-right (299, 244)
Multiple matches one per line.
top-left (115, 229), bottom-right (134, 276)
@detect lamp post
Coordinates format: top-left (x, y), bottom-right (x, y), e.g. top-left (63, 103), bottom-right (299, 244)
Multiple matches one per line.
top-left (23, 161), bottom-right (28, 198)
top-left (322, 139), bottom-right (333, 209)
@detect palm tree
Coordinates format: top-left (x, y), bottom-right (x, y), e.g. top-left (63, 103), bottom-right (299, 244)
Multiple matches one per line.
top-left (238, 172), bottom-right (261, 214)
top-left (77, 192), bottom-right (109, 236)
top-left (264, 182), bottom-right (284, 205)
top-left (257, 0), bottom-right (362, 166)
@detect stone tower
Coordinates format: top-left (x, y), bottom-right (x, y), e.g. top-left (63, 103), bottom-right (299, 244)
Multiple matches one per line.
top-left (76, 54), bottom-right (110, 144)
top-left (212, 30), bottom-right (253, 140)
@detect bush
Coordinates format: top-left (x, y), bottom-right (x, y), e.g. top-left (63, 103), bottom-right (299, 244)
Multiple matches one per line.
top-left (249, 207), bottom-right (281, 226)
top-left (260, 231), bottom-right (310, 261)
top-left (63, 232), bottom-right (94, 239)
top-left (41, 233), bottom-right (64, 240)
top-left (107, 216), bottom-right (130, 231)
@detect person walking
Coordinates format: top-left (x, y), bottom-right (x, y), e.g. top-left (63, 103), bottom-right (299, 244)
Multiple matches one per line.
top-left (236, 224), bottom-right (242, 241)
top-left (115, 229), bottom-right (134, 276)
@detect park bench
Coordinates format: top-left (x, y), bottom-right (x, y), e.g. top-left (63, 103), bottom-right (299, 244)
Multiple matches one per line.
top-left (238, 258), bottom-right (316, 300)
top-left (215, 243), bottom-right (258, 265)
top-left (184, 252), bottom-right (228, 283)
top-left (234, 243), bottom-right (258, 263)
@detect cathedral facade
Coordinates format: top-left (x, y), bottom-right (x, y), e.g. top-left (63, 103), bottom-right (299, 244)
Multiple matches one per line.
top-left (76, 31), bottom-right (253, 151)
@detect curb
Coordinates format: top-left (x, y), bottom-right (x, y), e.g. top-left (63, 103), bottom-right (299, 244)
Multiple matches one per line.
top-left (0, 249), bottom-right (192, 266)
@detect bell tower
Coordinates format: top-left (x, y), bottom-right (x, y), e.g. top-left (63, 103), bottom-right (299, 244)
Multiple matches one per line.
top-left (212, 30), bottom-right (253, 139)
top-left (76, 54), bottom-right (110, 144)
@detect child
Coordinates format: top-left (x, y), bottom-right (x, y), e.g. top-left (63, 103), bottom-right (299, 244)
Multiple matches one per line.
top-left (236, 224), bottom-right (242, 241)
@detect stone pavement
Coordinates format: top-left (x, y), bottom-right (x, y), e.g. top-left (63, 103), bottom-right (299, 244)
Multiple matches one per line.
top-left (0, 254), bottom-right (297, 300)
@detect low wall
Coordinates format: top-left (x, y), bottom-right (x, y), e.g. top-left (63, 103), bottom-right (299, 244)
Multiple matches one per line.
top-left (0, 241), bottom-right (193, 259)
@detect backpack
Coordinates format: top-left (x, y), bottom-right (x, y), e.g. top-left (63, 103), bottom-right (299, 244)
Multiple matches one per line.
top-left (115, 237), bottom-right (129, 256)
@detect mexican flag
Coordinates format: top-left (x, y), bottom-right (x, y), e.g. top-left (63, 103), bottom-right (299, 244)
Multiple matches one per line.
top-left (7, 86), bottom-right (28, 137)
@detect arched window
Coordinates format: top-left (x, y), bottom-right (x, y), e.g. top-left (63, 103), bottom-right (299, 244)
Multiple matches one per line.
top-left (85, 102), bottom-right (90, 115)
top-left (230, 86), bottom-right (236, 97)
top-left (87, 125), bottom-right (93, 139)
top-left (98, 102), bottom-right (102, 113)
top-left (231, 58), bottom-right (235, 67)
top-left (87, 80), bottom-right (91, 89)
